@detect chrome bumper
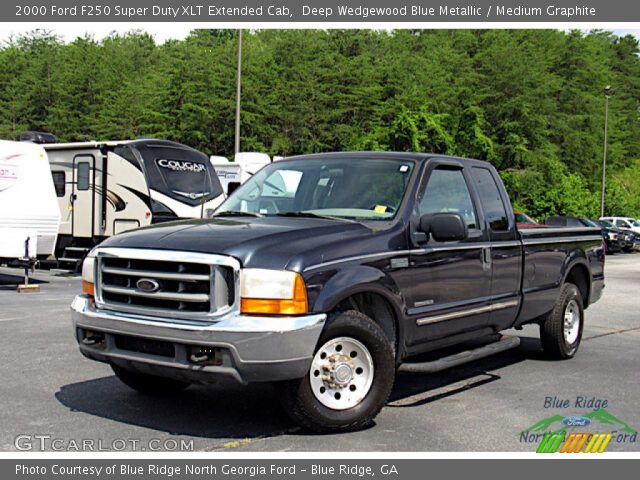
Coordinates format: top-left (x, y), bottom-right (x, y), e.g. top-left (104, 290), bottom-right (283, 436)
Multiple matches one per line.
top-left (71, 295), bottom-right (326, 385)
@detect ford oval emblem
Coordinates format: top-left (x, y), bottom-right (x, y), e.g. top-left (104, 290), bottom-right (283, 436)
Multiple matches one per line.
top-left (136, 278), bottom-right (160, 293)
top-left (562, 416), bottom-right (591, 427)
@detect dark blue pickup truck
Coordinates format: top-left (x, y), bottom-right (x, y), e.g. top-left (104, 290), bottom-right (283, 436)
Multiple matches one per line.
top-left (72, 152), bottom-right (605, 432)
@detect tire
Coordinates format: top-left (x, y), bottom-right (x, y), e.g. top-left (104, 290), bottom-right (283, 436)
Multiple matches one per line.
top-left (540, 283), bottom-right (584, 359)
top-left (278, 310), bottom-right (395, 433)
top-left (111, 365), bottom-right (190, 395)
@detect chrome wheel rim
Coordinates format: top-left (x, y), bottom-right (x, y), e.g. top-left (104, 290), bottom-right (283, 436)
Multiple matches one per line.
top-left (309, 336), bottom-right (374, 410)
top-left (563, 299), bottom-right (580, 344)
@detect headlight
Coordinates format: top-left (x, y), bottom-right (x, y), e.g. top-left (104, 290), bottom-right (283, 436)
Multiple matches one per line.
top-left (81, 251), bottom-right (96, 296)
top-left (240, 269), bottom-right (308, 315)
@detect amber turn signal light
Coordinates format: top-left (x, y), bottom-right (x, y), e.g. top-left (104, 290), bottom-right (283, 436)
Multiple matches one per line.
top-left (82, 281), bottom-right (95, 297)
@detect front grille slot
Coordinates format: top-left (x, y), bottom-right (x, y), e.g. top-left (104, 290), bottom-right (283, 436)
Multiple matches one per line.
top-left (97, 254), bottom-right (236, 319)
top-left (114, 334), bottom-right (175, 357)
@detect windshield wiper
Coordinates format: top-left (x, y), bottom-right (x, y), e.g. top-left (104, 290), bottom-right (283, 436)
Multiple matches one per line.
top-left (275, 212), bottom-right (356, 223)
top-left (212, 211), bottom-right (263, 218)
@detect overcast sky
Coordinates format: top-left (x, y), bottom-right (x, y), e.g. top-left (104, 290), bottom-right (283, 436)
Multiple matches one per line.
top-left (0, 24), bottom-right (638, 44)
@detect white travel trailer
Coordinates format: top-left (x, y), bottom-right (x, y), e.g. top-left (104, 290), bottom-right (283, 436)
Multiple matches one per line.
top-left (210, 152), bottom-right (271, 195)
top-left (44, 139), bottom-right (225, 269)
top-left (0, 140), bottom-right (60, 263)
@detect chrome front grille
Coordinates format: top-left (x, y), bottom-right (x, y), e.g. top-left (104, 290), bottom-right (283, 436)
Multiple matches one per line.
top-left (94, 248), bottom-right (239, 321)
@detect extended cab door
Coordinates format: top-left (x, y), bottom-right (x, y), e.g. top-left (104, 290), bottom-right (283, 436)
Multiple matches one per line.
top-left (469, 166), bottom-right (522, 331)
top-left (406, 162), bottom-right (491, 345)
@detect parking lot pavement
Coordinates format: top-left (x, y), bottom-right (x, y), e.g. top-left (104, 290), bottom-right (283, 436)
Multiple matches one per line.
top-left (1, 254), bottom-right (638, 453)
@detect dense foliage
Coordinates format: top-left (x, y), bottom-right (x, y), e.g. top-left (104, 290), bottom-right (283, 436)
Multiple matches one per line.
top-left (1, 29), bottom-right (639, 219)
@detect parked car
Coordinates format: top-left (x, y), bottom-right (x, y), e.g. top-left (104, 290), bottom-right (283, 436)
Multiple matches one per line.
top-left (72, 152), bottom-right (605, 432)
top-left (600, 217), bottom-right (640, 235)
top-left (514, 211), bottom-right (545, 228)
top-left (597, 219), bottom-right (639, 252)
top-left (545, 216), bottom-right (623, 253)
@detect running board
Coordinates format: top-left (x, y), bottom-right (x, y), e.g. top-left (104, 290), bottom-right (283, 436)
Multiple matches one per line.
top-left (397, 335), bottom-right (520, 374)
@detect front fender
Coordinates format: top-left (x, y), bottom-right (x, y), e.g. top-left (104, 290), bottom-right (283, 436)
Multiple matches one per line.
top-left (309, 265), bottom-right (405, 314)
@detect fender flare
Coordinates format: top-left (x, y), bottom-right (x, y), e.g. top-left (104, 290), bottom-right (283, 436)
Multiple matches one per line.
top-left (310, 265), bottom-right (407, 357)
top-left (560, 253), bottom-right (591, 304)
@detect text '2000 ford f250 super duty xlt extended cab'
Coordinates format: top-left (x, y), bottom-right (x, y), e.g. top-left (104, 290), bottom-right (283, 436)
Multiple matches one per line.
top-left (72, 152), bottom-right (605, 432)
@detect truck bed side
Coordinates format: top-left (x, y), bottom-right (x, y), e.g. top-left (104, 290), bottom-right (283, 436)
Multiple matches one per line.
top-left (516, 226), bottom-right (605, 325)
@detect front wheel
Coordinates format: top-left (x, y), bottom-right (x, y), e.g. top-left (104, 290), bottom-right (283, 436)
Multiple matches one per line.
top-left (540, 283), bottom-right (584, 359)
top-left (278, 310), bottom-right (395, 433)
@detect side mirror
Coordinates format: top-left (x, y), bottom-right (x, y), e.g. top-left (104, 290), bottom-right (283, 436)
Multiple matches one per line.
top-left (419, 213), bottom-right (468, 242)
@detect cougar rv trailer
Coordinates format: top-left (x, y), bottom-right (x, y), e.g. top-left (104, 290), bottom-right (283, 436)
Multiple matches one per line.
top-left (0, 140), bottom-right (60, 263)
top-left (44, 139), bottom-right (224, 269)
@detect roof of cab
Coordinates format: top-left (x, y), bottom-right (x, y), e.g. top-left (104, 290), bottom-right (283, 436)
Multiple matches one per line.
top-left (278, 151), bottom-right (494, 168)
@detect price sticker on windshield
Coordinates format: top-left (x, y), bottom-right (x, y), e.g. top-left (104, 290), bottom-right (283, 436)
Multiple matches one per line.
top-left (374, 205), bottom-right (388, 214)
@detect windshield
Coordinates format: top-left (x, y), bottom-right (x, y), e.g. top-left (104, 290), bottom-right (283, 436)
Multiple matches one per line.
top-left (121, 141), bottom-right (223, 207)
top-left (598, 220), bottom-right (616, 228)
top-left (216, 157), bottom-right (415, 220)
top-left (514, 212), bottom-right (536, 224)
top-left (580, 218), bottom-right (599, 228)
top-left (631, 220), bottom-right (640, 227)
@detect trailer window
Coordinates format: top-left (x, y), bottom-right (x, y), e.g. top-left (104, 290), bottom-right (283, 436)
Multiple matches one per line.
top-left (77, 162), bottom-right (90, 191)
top-left (51, 171), bottom-right (65, 197)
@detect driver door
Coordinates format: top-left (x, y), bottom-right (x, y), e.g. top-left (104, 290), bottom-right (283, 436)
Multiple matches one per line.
top-left (407, 163), bottom-right (491, 344)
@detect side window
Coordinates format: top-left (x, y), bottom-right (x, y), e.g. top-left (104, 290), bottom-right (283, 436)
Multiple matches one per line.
top-left (51, 171), bottom-right (65, 197)
top-left (566, 218), bottom-right (583, 228)
top-left (615, 220), bottom-right (629, 228)
top-left (472, 167), bottom-right (509, 231)
top-left (419, 168), bottom-right (478, 229)
top-left (77, 162), bottom-right (90, 191)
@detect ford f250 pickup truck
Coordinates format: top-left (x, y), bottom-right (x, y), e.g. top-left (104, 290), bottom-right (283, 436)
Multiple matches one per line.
top-left (72, 152), bottom-right (605, 432)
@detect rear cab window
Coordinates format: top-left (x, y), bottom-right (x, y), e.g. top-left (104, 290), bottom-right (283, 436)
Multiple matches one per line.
top-left (471, 167), bottom-right (511, 234)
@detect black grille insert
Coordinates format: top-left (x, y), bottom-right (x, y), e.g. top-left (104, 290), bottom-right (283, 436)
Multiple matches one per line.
top-left (114, 334), bottom-right (175, 358)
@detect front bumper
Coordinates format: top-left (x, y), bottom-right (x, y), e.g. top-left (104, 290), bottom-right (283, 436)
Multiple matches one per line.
top-left (71, 295), bottom-right (326, 385)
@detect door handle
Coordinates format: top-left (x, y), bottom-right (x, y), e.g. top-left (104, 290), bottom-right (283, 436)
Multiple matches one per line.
top-left (482, 247), bottom-right (492, 270)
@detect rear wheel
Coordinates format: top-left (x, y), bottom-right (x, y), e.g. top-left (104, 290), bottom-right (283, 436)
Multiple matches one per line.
top-left (279, 310), bottom-right (395, 433)
top-left (111, 365), bottom-right (190, 395)
top-left (540, 283), bottom-right (584, 359)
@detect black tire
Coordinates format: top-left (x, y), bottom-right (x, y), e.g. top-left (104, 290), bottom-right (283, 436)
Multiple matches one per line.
top-left (111, 365), bottom-right (190, 395)
top-left (278, 310), bottom-right (395, 433)
top-left (540, 283), bottom-right (584, 359)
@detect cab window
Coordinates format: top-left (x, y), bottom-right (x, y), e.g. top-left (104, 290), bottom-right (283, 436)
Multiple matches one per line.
top-left (472, 167), bottom-right (509, 231)
top-left (419, 167), bottom-right (478, 229)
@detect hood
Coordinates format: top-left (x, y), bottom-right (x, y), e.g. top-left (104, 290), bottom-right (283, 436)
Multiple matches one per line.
top-left (100, 216), bottom-right (380, 270)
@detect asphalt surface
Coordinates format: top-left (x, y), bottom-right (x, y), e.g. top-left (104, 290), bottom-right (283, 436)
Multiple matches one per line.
top-left (1, 254), bottom-right (638, 452)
